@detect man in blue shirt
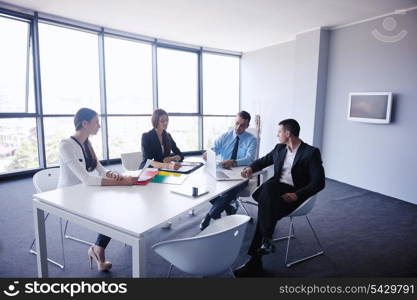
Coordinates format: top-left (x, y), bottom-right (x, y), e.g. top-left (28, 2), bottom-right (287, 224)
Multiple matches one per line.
top-left (200, 111), bottom-right (257, 230)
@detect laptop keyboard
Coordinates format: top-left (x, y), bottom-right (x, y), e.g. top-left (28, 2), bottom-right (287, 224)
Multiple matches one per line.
top-left (216, 170), bottom-right (229, 179)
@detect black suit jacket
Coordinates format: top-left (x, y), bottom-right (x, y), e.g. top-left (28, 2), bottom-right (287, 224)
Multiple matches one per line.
top-left (139, 129), bottom-right (184, 169)
top-left (250, 141), bottom-right (325, 202)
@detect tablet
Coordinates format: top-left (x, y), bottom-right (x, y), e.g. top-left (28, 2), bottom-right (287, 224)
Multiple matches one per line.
top-left (159, 161), bottom-right (203, 174)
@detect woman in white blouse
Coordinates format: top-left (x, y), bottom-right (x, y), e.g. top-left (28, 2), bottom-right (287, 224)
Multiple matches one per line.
top-left (58, 108), bottom-right (139, 271)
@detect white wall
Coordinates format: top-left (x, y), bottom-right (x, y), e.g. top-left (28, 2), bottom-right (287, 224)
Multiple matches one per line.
top-left (241, 41), bottom-right (295, 158)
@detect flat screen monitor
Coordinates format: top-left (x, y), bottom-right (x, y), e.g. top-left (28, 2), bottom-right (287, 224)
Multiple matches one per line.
top-left (347, 92), bottom-right (392, 124)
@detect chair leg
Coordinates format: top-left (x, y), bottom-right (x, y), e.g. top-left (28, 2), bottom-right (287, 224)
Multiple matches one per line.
top-left (161, 222), bottom-right (172, 229)
top-left (29, 213), bottom-right (65, 269)
top-left (167, 264), bottom-right (173, 278)
top-left (285, 216), bottom-right (324, 268)
top-left (59, 218), bottom-right (66, 267)
top-left (63, 220), bottom-right (94, 246)
top-left (284, 217), bottom-right (294, 266)
top-left (272, 219), bottom-right (295, 242)
top-left (238, 199), bottom-right (251, 216)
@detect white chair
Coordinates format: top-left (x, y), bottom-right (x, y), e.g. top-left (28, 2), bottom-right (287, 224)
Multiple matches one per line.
top-left (272, 195), bottom-right (324, 267)
top-left (121, 151), bottom-right (143, 171)
top-left (152, 215), bottom-right (251, 277)
top-left (30, 168), bottom-right (65, 269)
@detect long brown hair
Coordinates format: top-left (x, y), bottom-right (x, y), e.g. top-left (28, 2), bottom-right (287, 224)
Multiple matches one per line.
top-left (151, 108), bottom-right (168, 129)
top-left (151, 108), bottom-right (172, 154)
top-left (74, 108), bottom-right (98, 169)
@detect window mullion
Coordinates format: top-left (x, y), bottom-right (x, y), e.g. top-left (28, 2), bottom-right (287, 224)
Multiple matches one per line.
top-left (98, 29), bottom-right (109, 161)
top-left (32, 13), bottom-right (46, 169)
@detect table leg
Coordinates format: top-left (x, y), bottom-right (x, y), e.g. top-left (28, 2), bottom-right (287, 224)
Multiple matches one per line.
top-left (132, 237), bottom-right (146, 278)
top-left (33, 206), bottom-right (48, 277)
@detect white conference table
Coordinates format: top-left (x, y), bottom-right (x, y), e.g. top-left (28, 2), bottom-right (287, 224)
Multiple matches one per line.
top-left (33, 164), bottom-right (266, 278)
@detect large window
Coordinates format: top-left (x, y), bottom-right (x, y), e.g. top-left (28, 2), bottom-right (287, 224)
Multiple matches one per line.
top-left (38, 23), bottom-right (101, 114)
top-left (203, 53), bottom-right (240, 115)
top-left (0, 15), bottom-right (38, 175)
top-left (104, 37), bottom-right (153, 114)
top-left (167, 116), bottom-right (199, 152)
top-left (107, 116), bottom-right (149, 159)
top-left (157, 48), bottom-right (198, 113)
top-left (0, 16), bottom-right (34, 113)
top-left (202, 53), bottom-right (240, 149)
top-left (0, 10), bottom-right (240, 176)
top-left (0, 118), bottom-right (38, 173)
top-left (203, 116), bottom-right (235, 149)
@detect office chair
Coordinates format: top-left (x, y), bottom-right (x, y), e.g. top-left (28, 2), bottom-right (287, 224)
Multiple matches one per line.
top-left (121, 151), bottom-right (143, 172)
top-left (30, 168), bottom-right (65, 269)
top-left (152, 215), bottom-right (251, 277)
top-left (272, 195), bottom-right (324, 267)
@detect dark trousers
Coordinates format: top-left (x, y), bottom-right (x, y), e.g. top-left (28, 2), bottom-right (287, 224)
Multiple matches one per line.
top-left (95, 234), bottom-right (111, 248)
top-left (248, 179), bottom-right (299, 256)
top-left (207, 181), bottom-right (248, 219)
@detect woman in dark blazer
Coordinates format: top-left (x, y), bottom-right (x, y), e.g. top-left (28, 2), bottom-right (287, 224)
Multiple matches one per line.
top-left (140, 109), bottom-right (184, 169)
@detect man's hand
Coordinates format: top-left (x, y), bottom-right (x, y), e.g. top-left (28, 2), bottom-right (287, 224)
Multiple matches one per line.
top-left (241, 167), bottom-right (253, 178)
top-left (281, 193), bottom-right (298, 203)
top-left (220, 160), bottom-right (234, 169)
top-left (202, 152), bottom-right (207, 161)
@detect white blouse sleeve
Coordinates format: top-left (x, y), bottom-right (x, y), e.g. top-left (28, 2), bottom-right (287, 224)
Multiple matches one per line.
top-left (95, 160), bottom-right (109, 177)
top-left (59, 140), bottom-right (103, 186)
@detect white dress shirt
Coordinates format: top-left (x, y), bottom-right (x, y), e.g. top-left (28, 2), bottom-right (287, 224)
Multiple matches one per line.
top-left (57, 137), bottom-right (108, 188)
top-left (279, 142), bottom-right (301, 186)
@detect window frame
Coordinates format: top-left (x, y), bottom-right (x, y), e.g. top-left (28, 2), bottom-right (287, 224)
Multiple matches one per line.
top-left (0, 7), bottom-right (241, 178)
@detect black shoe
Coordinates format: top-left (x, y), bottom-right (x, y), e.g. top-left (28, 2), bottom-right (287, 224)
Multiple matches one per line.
top-left (257, 238), bottom-right (275, 255)
top-left (212, 212), bottom-right (221, 220)
top-left (233, 256), bottom-right (263, 278)
top-left (199, 214), bottom-right (211, 231)
top-left (225, 201), bottom-right (239, 215)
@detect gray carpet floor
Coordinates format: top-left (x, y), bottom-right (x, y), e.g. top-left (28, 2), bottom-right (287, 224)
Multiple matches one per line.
top-left (1, 166), bottom-right (417, 278)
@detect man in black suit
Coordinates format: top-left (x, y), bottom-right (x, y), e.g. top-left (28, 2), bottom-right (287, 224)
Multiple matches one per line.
top-left (234, 119), bottom-right (325, 277)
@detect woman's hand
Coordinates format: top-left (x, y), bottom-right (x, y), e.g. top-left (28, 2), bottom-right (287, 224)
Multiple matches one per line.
top-left (106, 170), bottom-right (122, 181)
top-left (163, 155), bottom-right (181, 163)
top-left (163, 162), bottom-right (181, 170)
top-left (120, 176), bottom-right (138, 185)
top-left (171, 155), bottom-right (181, 162)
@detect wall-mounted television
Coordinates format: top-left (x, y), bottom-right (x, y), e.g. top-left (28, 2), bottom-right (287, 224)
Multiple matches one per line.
top-left (347, 92), bottom-right (392, 124)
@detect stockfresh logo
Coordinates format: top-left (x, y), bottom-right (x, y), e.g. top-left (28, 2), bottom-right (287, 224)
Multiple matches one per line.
top-left (3, 281), bottom-right (127, 297)
top-left (371, 11), bottom-right (408, 43)
top-left (3, 281), bottom-right (20, 297)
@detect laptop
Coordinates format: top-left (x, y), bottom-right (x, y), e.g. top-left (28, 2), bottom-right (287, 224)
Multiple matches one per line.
top-left (206, 149), bottom-right (243, 181)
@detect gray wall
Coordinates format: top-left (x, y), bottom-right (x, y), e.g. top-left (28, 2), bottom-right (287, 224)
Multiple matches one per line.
top-left (241, 10), bottom-right (417, 204)
top-left (241, 41), bottom-right (295, 157)
top-left (322, 10), bottom-right (417, 204)
top-left (292, 29), bottom-right (329, 148)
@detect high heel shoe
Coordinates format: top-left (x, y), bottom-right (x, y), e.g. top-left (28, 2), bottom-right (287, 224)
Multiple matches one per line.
top-left (88, 246), bottom-right (112, 271)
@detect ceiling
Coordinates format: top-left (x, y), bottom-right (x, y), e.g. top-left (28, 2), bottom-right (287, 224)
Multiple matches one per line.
top-left (2, 0), bottom-right (417, 52)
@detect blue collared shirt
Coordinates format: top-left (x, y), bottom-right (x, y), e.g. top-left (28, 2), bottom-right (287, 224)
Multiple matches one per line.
top-left (211, 130), bottom-right (257, 166)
